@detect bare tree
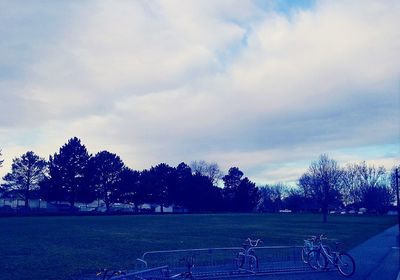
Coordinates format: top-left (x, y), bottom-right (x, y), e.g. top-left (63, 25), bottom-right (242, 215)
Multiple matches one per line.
top-left (341, 163), bottom-right (363, 206)
top-left (0, 148), bottom-right (3, 168)
top-left (299, 154), bottom-right (343, 223)
top-left (258, 184), bottom-right (284, 212)
top-left (190, 160), bottom-right (223, 185)
top-left (333, 161), bottom-right (391, 214)
top-left (342, 162), bottom-right (390, 211)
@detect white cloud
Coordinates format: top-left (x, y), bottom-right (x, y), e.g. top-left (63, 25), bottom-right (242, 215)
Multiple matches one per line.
top-left (1, 0), bottom-right (399, 183)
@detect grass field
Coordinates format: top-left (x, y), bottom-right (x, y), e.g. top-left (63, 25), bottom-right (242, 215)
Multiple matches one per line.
top-left (0, 213), bottom-right (397, 280)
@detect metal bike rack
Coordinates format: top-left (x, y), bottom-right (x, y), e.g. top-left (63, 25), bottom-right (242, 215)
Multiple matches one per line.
top-left (136, 247), bottom-right (244, 276)
top-left (250, 246), bottom-right (311, 274)
top-left (114, 245), bottom-right (316, 280)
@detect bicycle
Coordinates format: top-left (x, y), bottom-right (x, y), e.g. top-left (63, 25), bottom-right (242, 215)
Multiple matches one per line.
top-left (307, 234), bottom-right (356, 277)
top-left (96, 269), bottom-right (126, 280)
top-left (236, 238), bottom-right (262, 272)
top-left (302, 235), bottom-right (332, 264)
top-left (170, 255), bottom-right (194, 280)
top-left (301, 235), bottom-right (317, 264)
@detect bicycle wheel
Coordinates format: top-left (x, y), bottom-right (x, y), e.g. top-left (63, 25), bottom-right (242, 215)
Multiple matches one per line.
top-left (301, 247), bottom-right (310, 264)
top-left (337, 253), bottom-right (355, 277)
top-left (184, 272), bottom-right (194, 280)
top-left (248, 252), bottom-right (259, 271)
top-left (307, 250), bottom-right (327, 270)
top-left (236, 252), bottom-right (245, 269)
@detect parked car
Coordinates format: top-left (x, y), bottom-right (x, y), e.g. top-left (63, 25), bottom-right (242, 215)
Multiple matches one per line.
top-left (79, 205), bottom-right (96, 212)
top-left (110, 203), bottom-right (135, 213)
top-left (358, 208), bottom-right (367, 214)
top-left (95, 206), bottom-right (107, 213)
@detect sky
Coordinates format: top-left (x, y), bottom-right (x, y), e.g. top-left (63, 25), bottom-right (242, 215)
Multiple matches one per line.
top-left (0, 0), bottom-right (399, 185)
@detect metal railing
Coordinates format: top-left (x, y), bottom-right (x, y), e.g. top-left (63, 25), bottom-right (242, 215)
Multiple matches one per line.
top-left (129, 245), bottom-right (313, 279)
top-left (137, 247), bottom-right (244, 274)
top-left (109, 266), bottom-right (169, 280)
top-left (250, 246), bottom-right (311, 274)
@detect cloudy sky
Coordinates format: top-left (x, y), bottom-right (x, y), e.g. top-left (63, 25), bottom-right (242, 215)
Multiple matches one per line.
top-left (0, 0), bottom-right (399, 185)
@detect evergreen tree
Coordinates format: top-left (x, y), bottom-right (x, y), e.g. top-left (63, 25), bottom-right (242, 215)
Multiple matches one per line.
top-left (113, 168), bottom-right (141, 212)
top-left (2, 151), bottom-right (47, 208)
top-left (142, 163), bottom-right (176, 213)
top-left (172, 162), bottom-right (192, 207)
top-left (222, 167), bottom-right (259, 212)
top-left (87, 151), bottom-right (125, 212)
top-left (47, 137), bottom-right (91, 207)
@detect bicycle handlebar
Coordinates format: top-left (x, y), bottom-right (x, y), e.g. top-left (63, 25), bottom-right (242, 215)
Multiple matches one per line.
top-left (246, 238), bottom-right (262, 247)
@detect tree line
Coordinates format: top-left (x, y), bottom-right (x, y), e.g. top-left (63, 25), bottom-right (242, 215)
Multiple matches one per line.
top-left (0, 137), bottom-right (259, 213)
top-left (259, 154), bottom-right (398, 222)
top-left (0, 139), bottom-right (398, 221)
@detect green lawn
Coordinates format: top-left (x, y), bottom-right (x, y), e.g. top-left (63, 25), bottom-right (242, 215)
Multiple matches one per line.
top-left (0, 213), bottom-right (396, 280)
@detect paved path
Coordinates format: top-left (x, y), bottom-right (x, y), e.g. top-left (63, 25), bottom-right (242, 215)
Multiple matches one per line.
top-left (231, 225), bottom-right (399, 280)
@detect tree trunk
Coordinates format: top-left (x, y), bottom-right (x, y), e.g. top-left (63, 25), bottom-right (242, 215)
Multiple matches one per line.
top-left (323, 210), bottom-right (327, 223)
top-left (323, 183), bottom-right (329, 223)
top-left (105, 194), bottom-right (110, 213)
top-left (70, 186), bottom-right (75, 210)
top-left (160, 203), bottom-right (164, 213)
top-left (322, 202), bottom-right (328, 223)
top-left (25, 171), bottom-right (31, 209)
top-left (70, 199), bottom-right (75, 209)
top-left (24, 194), bottom-right (29, 209)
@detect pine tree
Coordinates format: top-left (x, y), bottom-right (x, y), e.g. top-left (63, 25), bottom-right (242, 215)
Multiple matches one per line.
top-left (2, 151), bottom-right (47, 208)
top-left (47, 137), bottom-right (91, 207)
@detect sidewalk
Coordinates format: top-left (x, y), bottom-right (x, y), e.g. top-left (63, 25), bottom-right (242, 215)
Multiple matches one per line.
top-left (239, 224), bottom-right (400, 280)
top-left (349, 225), bottom-right (399, 280)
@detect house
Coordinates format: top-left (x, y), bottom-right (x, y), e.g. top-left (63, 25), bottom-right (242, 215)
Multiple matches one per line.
top-left (0, 190), bottom-right (48, 210)
top-left (155, 205), bottom-right (174, 213)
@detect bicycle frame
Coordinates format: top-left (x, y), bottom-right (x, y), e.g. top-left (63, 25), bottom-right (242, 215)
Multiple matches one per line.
top-left (237, 238), bottom-right (261, 272)
top-left (319, 243), bottom-right (337, 265)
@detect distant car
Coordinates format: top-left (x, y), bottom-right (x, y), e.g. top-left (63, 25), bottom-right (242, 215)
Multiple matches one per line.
top-left (340, 211), bottom-right (347, 215)
top-left (358, 208), bottom-right (367, 214)
top-left (357, 211), bottom-right (364, 215)
top-left (110, 203), bottom-right (135, 213)
top-left (348, 210), bottom-right (356, 214)
top-left (279, 209), bottom-right (292, 213)
top-left (79, 205), bottom-right (96, 212)
top-left (95, 206), bottom-right (107, 213)
top-left (329, 210), bottom-right (336, 214)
